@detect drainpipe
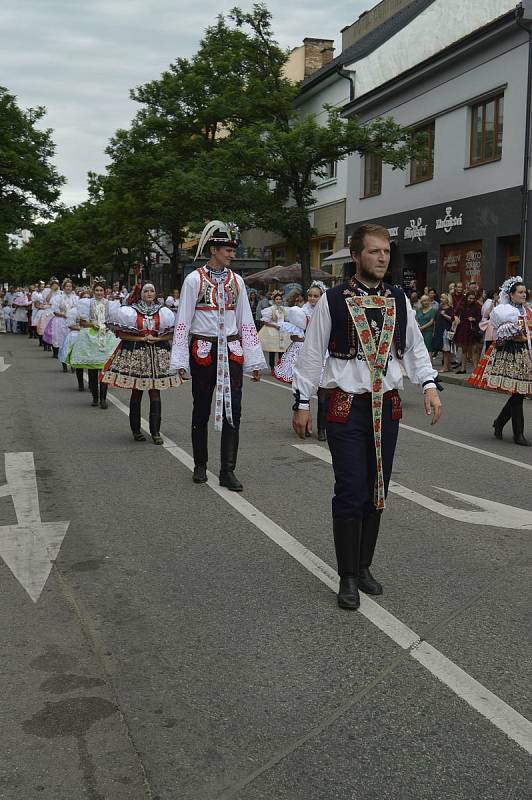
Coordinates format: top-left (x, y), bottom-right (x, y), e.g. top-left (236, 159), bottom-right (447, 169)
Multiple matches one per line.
top-left (336, 66), bottom-right (355, 103)
top-left (517, 2), bottom-right (532, 281)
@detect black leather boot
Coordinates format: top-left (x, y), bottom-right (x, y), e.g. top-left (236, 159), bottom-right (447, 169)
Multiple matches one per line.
top-left (62, 362), bottom-right (68, 373)
top-left (493, 398), bottom-right (511, 439)
top-left (511, 395), bottom-right (531, 446)
top-left (317, 391), bottom-right (328, 442)
top-left (219, 426), bottom-right (243, 491)
top-left (359, 511), bottom-right (383, 595)
top-left (129, 391), bottom-right (145, 441)
top-left (52, 346), bottom-right (59, 359)
top-left (99, 381), bottom-right (108, 410)
top-left (149, 398), bottom-right (163, 444)
top-left (191, 425), bottom-right (208, 483)
top-left (333, 518), bottom-right (362, 609)
top-left (76, 368), bottom-right (85, 391)
top-left (88, 370), bottom-right (99, 406)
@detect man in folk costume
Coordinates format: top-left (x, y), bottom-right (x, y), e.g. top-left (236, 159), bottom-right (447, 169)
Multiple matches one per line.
top-left (171, 221), bottom-right (266, 491)
top-left (292, 224), bottom-right (442, 610)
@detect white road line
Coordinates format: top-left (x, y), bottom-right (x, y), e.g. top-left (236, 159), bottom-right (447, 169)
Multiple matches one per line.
top-left (261, 377), bottom-right (532, 472)
top-left (104, 388), bottom-right (532, 754)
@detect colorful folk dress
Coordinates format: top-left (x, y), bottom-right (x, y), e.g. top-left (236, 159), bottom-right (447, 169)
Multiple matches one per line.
top-left (468, 304), bottom-right (532, 395)
top-left (101, 302), bottom-right (179, 390)
top-left (67, 298), bottom-right (119, 370)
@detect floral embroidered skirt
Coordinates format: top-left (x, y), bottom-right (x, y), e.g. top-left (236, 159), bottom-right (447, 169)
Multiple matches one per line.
top-left (101, 339), bottom-right (179, 390)
top-left (468, 341), bottom-right (532, 395)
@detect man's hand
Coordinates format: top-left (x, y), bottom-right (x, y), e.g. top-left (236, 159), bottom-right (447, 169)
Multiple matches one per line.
top-left (424, 387), bottom-right (442, 425)
top-left (251, 370), bottom-right (261, 382)
top-left (178, 368), bottom-right (190, 383)
top-left (292, 409), bottom-right (312, 439)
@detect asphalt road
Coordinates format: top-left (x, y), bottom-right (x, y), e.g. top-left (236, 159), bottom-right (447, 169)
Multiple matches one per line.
top-left (1, 332), bottom-right (531, 800)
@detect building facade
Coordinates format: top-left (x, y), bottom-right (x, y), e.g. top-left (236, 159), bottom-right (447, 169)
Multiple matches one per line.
top-left (344, 5), bottom-right (530, 291)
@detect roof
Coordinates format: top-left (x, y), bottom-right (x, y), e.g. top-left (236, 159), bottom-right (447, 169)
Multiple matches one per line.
top-left (342, 7), bottom-right (519, 115)
top-left (298, 0), bottom-right (437, 96)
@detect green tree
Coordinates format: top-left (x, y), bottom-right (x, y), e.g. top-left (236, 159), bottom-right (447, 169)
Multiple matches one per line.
top-left (0, 87), bottom-right (64, 234)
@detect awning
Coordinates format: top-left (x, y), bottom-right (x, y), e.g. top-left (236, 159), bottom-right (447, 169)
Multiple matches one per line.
top-left (322, 247), bottom-right (351, 264)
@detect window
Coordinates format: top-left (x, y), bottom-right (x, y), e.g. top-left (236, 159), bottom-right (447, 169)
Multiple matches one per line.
top-left (273, 246), bottom-right (285, 266)
top-left (324, 161), bottom-right (337, 180)
top-left (410, 121), bottom-right (435, 184)
top-left (319, 237), bottom-right (335, 263)
top-left (363, 153), bottom-right (382, 198)
top-left (470, 94), bottom-right (504, 166)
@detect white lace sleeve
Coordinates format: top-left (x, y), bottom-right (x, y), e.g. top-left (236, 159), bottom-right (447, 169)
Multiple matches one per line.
top-left (170, 272), bottom-right (199, 371)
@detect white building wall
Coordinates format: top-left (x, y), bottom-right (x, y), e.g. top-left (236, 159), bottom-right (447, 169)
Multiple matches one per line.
top-left (347, 38), bottom-right (528, 226)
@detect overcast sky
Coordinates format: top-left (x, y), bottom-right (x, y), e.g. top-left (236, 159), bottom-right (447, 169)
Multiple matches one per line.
top-left (1, 0), bottom-right (366, 207)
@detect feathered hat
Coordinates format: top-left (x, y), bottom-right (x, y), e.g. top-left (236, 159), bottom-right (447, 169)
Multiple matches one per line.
top-left (194, 220), bottom-right (240, 260)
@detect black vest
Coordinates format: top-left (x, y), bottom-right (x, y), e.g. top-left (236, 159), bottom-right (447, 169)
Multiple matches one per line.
top-left (326, 282), bottom-right (407, 360)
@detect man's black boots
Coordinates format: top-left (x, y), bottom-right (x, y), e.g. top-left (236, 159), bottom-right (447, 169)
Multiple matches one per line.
top-left (191, 425), bottom-right (208, 483)
top-left (219, 426), bottom-right (243, 491)
top-left (317, 391), bottom-right (328, 442)
top-left (359, 511), bottom-right (383, 595)
top-left (149, 398), bottom-right (163, 444)
top-left (511, 397), bottom-right (531, 446)
top-left (333, 518), bottom-right (362, 609)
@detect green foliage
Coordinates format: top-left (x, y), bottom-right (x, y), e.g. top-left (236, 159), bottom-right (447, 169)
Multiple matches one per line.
top-left (0, 87), bottom-right (64, 233)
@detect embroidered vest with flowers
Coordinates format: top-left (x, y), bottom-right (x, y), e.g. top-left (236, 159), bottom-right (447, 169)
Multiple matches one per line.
top-left (326, 281), bottom-right (408, 361)
top-left (195, 266), bottom-right (240, 311)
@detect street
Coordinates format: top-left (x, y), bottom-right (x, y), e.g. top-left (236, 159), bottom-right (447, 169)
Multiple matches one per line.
top-left (1, 333), bottom-right (531, 800)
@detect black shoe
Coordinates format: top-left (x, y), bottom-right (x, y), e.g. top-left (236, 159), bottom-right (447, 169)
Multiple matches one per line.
top-left (91, 399), bottom-right (99, 407)
top-left (493, 420), bottom-right (504, 440)
top-left (358, 567), bottom-right (383, 595)
top-left (514, 434), bottom-right (531, 446)
top-left (99, 400), bottom-right (108, 409)
top-left (62, 363), bottom-right (68, 373)
top-left (337, 576), bottom-right (360, 609)
top-left (219, 470), bottom-right (243, 491)
top-left (151, 434), bottom-right (163, 445)
top-left (317, 429), bottom-right (327, 441)
top-left (193, 465), bottom-right (207, 483)
top-left (132, 431), bottom-right (146, 442)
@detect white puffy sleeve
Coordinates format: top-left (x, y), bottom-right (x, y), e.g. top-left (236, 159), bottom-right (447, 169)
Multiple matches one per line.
top-left (116, 306), bottom-right (137, 331)
top-left (490, 304), bottom-right (520, 339)
top-left (50, 293), bottom-right (62, 312)
top-left (402, 304), bottom-right (438, 390)
top-left (292, 293), bottom-right (331, 400)
top-left (107, 300), bottom-right (121, 324)
top-left (170, 271), bottom-right (200, 371)
top-left (158, 307), bottom-right (175, 333)
top-left (165, 296), bottom-right (174, 307)
top-left (235, 275), bottom-right (267, 373)
top-left (66, 307), bottom-right (79, 327)
top-left (261, 306), bottom-right (274, 322)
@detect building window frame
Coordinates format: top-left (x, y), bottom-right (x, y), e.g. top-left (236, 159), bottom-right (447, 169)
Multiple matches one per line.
top-left (469, 93), bottom-right (504, 167)
top-left (362, 153), bottom-right (382, 198)
top-left (409, 121), bottom-right (435, 185)
top-left (273, 246), bottom-right (286, 266)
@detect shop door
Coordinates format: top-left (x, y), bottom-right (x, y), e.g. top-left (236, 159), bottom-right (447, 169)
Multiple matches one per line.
top-left (402, 252), bottom-right (427, 293)
top-left (441, 241), bottom-right (482, 290)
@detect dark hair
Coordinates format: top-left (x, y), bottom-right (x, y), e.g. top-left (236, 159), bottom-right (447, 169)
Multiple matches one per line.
top-left (92, 280), bottom-right (106, 291)
top-left (349, 223), bottom-right (390, 256)
top-left (509, 281), bottom-right (526, 296)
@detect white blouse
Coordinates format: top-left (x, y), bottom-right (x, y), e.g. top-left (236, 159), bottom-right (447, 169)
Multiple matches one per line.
top-left (117, 305), bottom-right (175, 333)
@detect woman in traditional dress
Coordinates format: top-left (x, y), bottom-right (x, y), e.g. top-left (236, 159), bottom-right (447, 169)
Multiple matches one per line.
top-left (468, 277), bottom-right (532, 445)
top-left (272, 281), bottom-right (329, 439)
top-left (259, 290), bottom-right (289, 369)
top-left (38, 279), bottom-right (60, 351)
top-left (50, 279), bottom-right (79, 368)
top-left (101, 283), bottom-right (178, 443)
top-left (68, 281), bottom-right (118, 409)
top-left (165, 288), bottom-right (180, 319)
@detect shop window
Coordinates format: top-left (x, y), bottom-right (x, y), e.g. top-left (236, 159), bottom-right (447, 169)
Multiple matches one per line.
top-left (362, 153), bottom-right (382, 198)
top-left (470, 94), bottom-right (504, 166)
top-left (410, 121), bottom-right (435, 184)
top-left (441, 241), bottom-right (483, 290)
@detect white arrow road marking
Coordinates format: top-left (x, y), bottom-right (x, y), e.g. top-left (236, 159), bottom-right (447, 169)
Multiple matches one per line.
top-left (0, 355), bottom-right (11, 372)
top-left (97, 387), bottom-right (532, 754)
top-left (0, 453), bottom-right (69, 602)
top-left (293, 443), bottom-right (532, 531)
